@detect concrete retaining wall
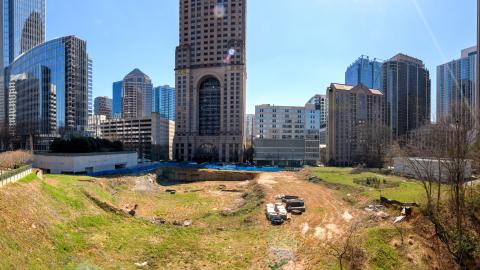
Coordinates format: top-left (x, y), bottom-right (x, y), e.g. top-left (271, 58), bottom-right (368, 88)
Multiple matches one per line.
top-left (0, 168), bottom-right (32, 188)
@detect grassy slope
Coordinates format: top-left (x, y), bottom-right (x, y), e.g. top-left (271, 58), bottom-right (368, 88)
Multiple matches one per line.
top-left (0, 174), bottom-right (268, 270)
top-left (309, 167), bottom-right (425, 202)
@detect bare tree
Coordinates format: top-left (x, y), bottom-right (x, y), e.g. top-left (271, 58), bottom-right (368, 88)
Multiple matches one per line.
top-left (354, 123), bottom-right (391, 168)
top-left (401, 123), bottom-right (446, 216)
top-left (0, 150), bottom-right (33, 169)
top-left (399, 103), bottom-right (479, 267)
top-left (327, 224), bottom-right (359, 270)
top-left (439, 104), bottom-right (477, 267)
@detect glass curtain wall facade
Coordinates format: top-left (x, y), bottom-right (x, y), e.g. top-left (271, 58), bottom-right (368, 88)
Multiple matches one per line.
top-left (112, 81), bottom-right (122, 118)
top-left (3, 0), bottom-right (46, 65)
top-left (382, 54), bottom-right (431, 139)
top-left (0, 0), bottom-right (46, 130)
top-left (153, 85), bottom-right (175, 121)
top-left (5, 36), bottom-right (89, 150)
top-left (437, 47), bottom-right (477, 121)
top-left (345, 55), bottom-right (383, 90)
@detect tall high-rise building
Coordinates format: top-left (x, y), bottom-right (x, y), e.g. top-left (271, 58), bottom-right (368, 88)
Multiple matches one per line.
top-left (244, 114), bottom-right (255, 139)
top-left (382, 54), bottom-right (431, 138)
top-left (112, 81), bottom-right (123, 118)
top-left (437, 46), bottom-right (477, 121)
top-left (6, 36), bottom-right (89, 151)
top-left (88, 57), bottom-right (93, 117)
top-left (306, 95), bottom-right (328, 128)
top-left (306, 94), bottom-right (328, 144)
top-left (345, 55), bottom-right (383, 90)
top-left (121, 69), bottom-right (153, 119)
top-left (153, 85), bottom-right (175, 121)
top-left (174, 0), bottom-right (247, 163)
top-left (0, 0), bottom-right (46, 129)
top-left (327, 83), bottom-right (385, 166)
top-left (94, 96), bottom-right (112, 118)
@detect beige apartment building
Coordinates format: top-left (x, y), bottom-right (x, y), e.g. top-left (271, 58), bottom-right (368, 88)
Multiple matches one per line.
top-left (327, 83), bottom-right (385, 166)
top-left (174, 0), bottom-right (247, 163)
top-left (253, 100), bottom-right (323, 167)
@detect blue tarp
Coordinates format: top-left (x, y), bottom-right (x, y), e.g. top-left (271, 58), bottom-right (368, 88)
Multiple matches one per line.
top-left (87, 162), bottom-right (282, 177)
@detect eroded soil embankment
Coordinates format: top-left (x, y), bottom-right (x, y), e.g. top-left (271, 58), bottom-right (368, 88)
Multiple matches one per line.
top-left (155, 167), bottom-right (258, 182)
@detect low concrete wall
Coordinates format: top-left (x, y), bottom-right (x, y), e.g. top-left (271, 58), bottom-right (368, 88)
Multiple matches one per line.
top-left (393, 157), bottom-right (472, 183)
top-left (34, 152), bottom-right (138, 174)
top-left (0, 168), bottom-right (32, 188)
top-left (156, 167), bottom-right (258, 182)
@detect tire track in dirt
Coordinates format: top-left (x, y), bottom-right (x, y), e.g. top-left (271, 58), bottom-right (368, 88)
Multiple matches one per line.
top-left (256, 172), bottom-right (361, 269)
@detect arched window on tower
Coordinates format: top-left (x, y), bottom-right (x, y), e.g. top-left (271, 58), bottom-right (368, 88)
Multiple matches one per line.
top-left (198, 76), bottom-right (221, 136)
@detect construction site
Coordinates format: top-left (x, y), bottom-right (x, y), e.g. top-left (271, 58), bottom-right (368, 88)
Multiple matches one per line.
top-left (0, 166), bottom-right (467, 269)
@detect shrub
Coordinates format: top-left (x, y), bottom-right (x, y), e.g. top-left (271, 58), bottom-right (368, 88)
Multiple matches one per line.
top-left (0, 150), bottom-right (32, 169)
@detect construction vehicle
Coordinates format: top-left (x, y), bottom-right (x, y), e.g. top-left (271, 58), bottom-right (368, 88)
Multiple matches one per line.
top-left (277, 195), bottom-right (300, 203)
top-left (285, 199), bottom-right (306, 213)
top-left (265, 203), bottom-right (285, 225)
top-left (275, 203), bottom-right (288, 219)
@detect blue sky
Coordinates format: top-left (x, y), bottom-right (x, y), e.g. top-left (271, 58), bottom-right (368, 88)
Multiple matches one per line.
top-left (47, 0), bottom-right (476, 116)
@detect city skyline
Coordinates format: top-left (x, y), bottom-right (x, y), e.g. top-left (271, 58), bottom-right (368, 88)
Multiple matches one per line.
top-left (46, 0), bottom-right (476, 117)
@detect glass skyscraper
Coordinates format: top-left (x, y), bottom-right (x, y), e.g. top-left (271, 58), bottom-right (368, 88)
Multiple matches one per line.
top-left (437, 46), bottom-right (477, 121)
top-left (6, 36), bottom-right (89, 150)
top-left (382, 54), bottom-right (431, 138)
top-left (112, 80), bottom-right (122, 118)
top-left (0, 0), bottom-right (46, 129)
top-left (2, 0), bottom-right (46, 65)
top-left (345, 55), bottom-right (383, 90)
top-left (153, 85), bottom-right (175, 121)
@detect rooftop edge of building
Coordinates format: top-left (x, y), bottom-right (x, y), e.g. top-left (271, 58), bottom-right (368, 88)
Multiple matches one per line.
top-left (35, 151), bottom-right (138, 157)
top-left (12, 35), bottom-right (85, 65)
top-left (461, 46), bottom-right (477, 58)
top-left (389, 53), bottom-right (425, 66)
top-left (329, 83), bottom-right (383, 96)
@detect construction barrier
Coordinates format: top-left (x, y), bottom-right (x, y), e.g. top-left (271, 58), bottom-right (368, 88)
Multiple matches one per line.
top-left (87, 162), bottom-right (282, 177)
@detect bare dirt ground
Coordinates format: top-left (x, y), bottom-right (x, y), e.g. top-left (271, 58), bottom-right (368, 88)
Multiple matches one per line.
top-left (256, 172), bottom-right (364, 269)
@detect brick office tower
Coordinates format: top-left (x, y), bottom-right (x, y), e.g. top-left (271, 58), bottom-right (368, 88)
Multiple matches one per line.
top-left (174, 0), bottom-right (247, 162)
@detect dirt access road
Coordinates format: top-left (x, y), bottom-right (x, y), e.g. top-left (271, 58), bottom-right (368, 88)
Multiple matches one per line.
top-left (256, 171), bottom-right (361, 269)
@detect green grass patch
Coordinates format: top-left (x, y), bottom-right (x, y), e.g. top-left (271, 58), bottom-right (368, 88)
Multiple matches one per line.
top-left (17, 173), bottom-right (38, 184)
top-left (363, 227), bottom-right (401, 270)
top-left (41, 182), bottom-right (84, 209)
top-left (309, 167), bottom-right (425, 203)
